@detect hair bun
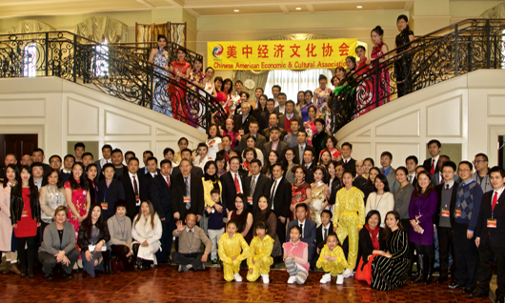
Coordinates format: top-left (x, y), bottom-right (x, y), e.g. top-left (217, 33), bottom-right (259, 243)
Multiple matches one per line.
top-left (372, 25), bottom-right (384, 36)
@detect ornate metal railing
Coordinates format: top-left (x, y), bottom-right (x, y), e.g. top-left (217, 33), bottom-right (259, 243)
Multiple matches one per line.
top-left (330, 19), bottom-right (505, 133)
top-left (0, 31), bottom-right (223, 130)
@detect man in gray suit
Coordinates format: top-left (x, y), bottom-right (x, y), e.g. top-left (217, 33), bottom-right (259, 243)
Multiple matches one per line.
top-left (380, 151), bottom-right (400, 194)
top-left (238, 121), bottom-right (266, 153)
top-left (263, 127), bottom-right (288, 163)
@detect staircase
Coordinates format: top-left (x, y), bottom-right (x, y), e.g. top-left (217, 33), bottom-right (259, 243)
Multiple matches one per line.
top-left (0, 31), bottom-right (224, 130)
top-left (331, 19), bottom-right (505, 133)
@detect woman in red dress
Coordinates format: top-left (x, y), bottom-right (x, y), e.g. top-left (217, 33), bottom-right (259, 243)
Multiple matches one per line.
top-left (354, 46), bottom-right (373, 119)
top-left (168, 47), bottom-right (192, 121)
top-left (290, 165), bottom-right (312, 221)
top-left (370, 26), bottom-right (390, 106)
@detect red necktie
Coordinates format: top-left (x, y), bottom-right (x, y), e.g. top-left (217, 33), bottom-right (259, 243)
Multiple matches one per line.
top-left (440, 175), bottom-right (445, 185)
top-left (133, 176), bottom-right (139, 196)
top-left (381, 169), bottom-right (385, 175)
top-left (234, 174), bottom-right (241, 194)
top-left (166, 176), bottom-right (170, 188)
top-left (430, 159), bottom-right (435, 175)
top-left (344, 159), bottom-right (347, 164)
top-left (492, 191), bottom-right (498, 212)
top-left (446, 184), bottom-right (449, 190)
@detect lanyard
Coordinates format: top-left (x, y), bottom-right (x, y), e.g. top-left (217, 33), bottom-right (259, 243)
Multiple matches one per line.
top-left (56, 193), bottom-right (60, 207)
top-left (417, 196), bottom-right (423, 215)
top-left (115, 215), bottom-right (125, 239)
top-left (374, 193), bottom-right (384, 211)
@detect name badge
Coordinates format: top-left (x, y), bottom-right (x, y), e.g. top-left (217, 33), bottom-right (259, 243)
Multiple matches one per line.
top-left (184, 196), bottom-right (190, 203)
top-left (239, 129), bottom-right (245, 136)
top-left (441, 209), bottom-right (450, 217)
top-left (455, 209), bottom-right (461, 218)
top-left (247, 196), bottom-right (253, 204)
top-left (21, 210), bottom-right (28, 218)
top-left (101, 202), bottom-right (108, 210)
top-left (487, 219), bottom-right (497, 228)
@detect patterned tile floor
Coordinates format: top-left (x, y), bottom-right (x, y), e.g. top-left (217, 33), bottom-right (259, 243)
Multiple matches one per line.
top-left (0, 262), bottom-right (495, 303)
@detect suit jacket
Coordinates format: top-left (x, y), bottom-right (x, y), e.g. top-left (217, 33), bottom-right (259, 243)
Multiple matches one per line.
top-left (286, 218), bottom-right (317, 247)
top-left (149, 174), bottom-right (172, 220)
top-left (315, 223), bottom-right (334, 250)
top-left (252, 108), bottom-right (268, 131)
top-left (263, 141), bottom-right (288, 163)
top-left (61, 169), bottom-right (71, 183)
top-left (118, 171), bottom-right (150, 220)
top-left (233, 114), bottom-right (257, 133)
top-left (39, 221), bottom-right (77, 255)
top-left (328, 177), bottom-right (343, 206)
top-left (243, 173), bottom-right (272, 213)
top-left (171, 165), bottom-right (203, 179)
top-left (476, 190), bottom-right (505, 248)
top-left (171, 173), bottom-right (205, 219)
top-left (97, 179), bottom-right (125, 220)
top-left (271, 177), bottom-right (292, 219)
top-left (423, 158), bottom-right (439, 174)
top-left (358, 227), bottom-right (386, 265)
top-left (434, 182), bottom-right (459, 227)
top-left (262, 127), bottom-right (287, 141)
top-left (382, 167), bottom-right (400, 194)
top-left (238, 133), bottom-right (267, 153)
top-left (294, 145), bottom-right (316, 166)
top-left (342, 158), bottom-right (357, 176)
top-left (220, 171), bottom-right (247, 212)
top-left (278, 114), bottom-right (304, 131)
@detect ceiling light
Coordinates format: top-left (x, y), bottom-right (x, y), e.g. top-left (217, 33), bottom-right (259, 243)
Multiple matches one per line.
top-left (357, 5), bottom-right (362, 8)
top-left (234, 9), bottom-right (239, 12)
top-left (296, 7), bottom-right (301, 10)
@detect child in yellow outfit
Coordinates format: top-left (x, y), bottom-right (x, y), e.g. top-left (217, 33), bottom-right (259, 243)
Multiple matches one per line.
top-left (316, 233), bottom-right (348, 285)
top-left (333, 170), bottom-right (365, 278)
top-left (247, 220), bottom-right (274, 283)
top-left (218, 220), bottom-right (250, 282)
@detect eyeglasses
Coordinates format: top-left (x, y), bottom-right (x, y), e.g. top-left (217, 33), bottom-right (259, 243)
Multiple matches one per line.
top-left (472, 160), bottom-right (487, 164)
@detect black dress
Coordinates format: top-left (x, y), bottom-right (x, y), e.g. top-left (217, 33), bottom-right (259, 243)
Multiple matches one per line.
top-left (371, 228), bottom-right (410, 291)
top-left (395, 28), bottom-right (414, 97)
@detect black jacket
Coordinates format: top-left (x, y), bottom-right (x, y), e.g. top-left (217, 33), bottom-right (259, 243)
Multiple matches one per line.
top-left (149, 174), bottom-right (173, 220)
top-left (358, 227), bottom-right (386, 268)
top-left (10, 187), bottom-right (41, 225)
top-left (243, 173), bottom-right (272, 213)
top-left (118, 171), bottom-right (150, 220)
top-left (171, 173), bottom-right (205, 219)
top-left (97, 179), bottom-right (125, 220)
top-left (220, 171), bottom-right (247, 212)
top-left (271, 177), bottom-right (292, 219)
top-left (77, 221), bottom-right (111, 251)
top-left (315, 224), bottom-right (334, 250)
top-left (475, 190), bottom-right (505, 248)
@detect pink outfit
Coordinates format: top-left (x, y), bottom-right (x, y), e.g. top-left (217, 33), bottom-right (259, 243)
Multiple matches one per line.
top-left (283, 240), bottom-right (310, 271)
top-left (64, 180), bottom-right (88, 241)
top-left (223, 130), bottom-right (239, 148)
top-left (371, 41), bottom-right (391, 106)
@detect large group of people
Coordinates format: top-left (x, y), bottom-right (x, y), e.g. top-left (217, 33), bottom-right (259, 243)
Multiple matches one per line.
top-left (0, 132), bottom-right (503, 301)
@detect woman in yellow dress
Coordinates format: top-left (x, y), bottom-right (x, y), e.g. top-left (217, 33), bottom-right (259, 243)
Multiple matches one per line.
top-left (317, 233), bottom-right (348, 285)
top-left (333, 170), bottom-right (365, 278)
top-left (218, 220), bottom-right (250, 282)
top-left (247, 220), bottom-right (274, 283)
top-left (310, 166), bottom-right (330, 226)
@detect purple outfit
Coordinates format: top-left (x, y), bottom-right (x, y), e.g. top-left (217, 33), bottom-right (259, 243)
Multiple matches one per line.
top-left (408, 190), bottom-right (437, 246)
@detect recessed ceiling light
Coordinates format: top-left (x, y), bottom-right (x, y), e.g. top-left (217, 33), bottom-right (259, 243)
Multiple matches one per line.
top-left (296, 7), bottom-right (302, 10)
top-left (357, 5), bottom-right (362, 8)
top-left (234, 9), bottom-right (239, 12)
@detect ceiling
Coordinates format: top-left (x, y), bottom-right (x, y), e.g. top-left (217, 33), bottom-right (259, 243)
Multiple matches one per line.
top-left (0, 0), bottom-right (414, 18)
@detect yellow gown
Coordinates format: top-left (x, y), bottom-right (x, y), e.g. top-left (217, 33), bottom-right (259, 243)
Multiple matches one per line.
top-left (218, 232), bottom-right (250, 282)
top-left (316, 244), bottom-right (348, 275)
top-left (246, 235), bottom-right (274, 281)
top-left (332, 186), bottom-right (365, 270)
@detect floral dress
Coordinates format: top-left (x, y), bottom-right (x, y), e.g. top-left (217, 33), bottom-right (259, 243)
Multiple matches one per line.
top-left (314, 87), bottom-right (333, 133)
top-left (371, 42), bottom-right (391, 106)
top-left (187, 70), bottom-right (206, 127)
top-left (304, 119), bottom-right (316, 145)
top-left (168, 60), bottom-right (191, 121)
top-left (152, 48), bottom-right (171, 117)
top-left (291, 182), bottom-right (310, 221)
top-left (65, 180), bottom-right (88, 241)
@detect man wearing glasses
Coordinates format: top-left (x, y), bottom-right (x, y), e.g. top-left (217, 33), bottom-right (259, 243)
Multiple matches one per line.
top-left (472, 153), bottom-right (492, 193)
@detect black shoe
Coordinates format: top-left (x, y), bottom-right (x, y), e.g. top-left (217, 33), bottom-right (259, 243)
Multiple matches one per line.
top-left (411, 254), bottom-right (425, 284)
top-left (437, 276), bottom-right (448, 284)
top-left (44, 274), bottom-right (53, 281)
top-left (496, 298), bottom-right (504, 303)
top-left (469, 290), bottom-right (488, 298)
top-left (63, 272), bottom-right (73, 279)
top-left (28, 273), bottom-right (34, 279)
top-left (20, 272), bottom-right (26, 278)
top-left (463, 287), bottom-right (475, 294)
top-left (424, 257), bottom-right (434, 285)
top-left (448, 281), bottom-right (463, 289)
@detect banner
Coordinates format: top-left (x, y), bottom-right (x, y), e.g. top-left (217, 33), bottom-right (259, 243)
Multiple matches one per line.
top-left (208, 39), bottom-right (358, 71)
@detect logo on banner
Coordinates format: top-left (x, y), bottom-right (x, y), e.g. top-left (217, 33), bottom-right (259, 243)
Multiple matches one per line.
top-left (213, 44), bottom-right (224, 58)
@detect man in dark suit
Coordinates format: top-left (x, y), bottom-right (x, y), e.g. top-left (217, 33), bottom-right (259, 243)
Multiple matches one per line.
top-left (287, 203), bottom-right (317, 262)
top-left (171, 159), bottom-right (205, 223)
top-left (94, 144), bottom-right (113, 178)
top-left (61, 154), bottom-right (74, 183)
top-left (270, 163), bottom-right (292, 244)
top-left (303, 149), bottom-right (316, 185)
top-left (312, 210), bottom-right (333, 268)
top-left (238, 122), bottom-right (266, 152)
top-left (431, 155), bottom-right (450, 185)
top-left (423, 139), bottom-right (441, 175)
top-left (109, 148), bottom-right (127, 181)
top-left (243, 159), bottom-right (271, 213)
top-left (138, 150), bottom-right (153, 176)
top-left (262, 113), bottom-right (287, 141)
top-left (263, 127), bottom-right (288, 162)
top-left (145, 157), bottom-right (161, 178)
top-left (31, 148), bottom-right (51, 174)
top-left (149, 159), bottom-right (174, 264)
top-left (118, 157), bottom-right (150, 219)
top-left (220, 156), bottom-right (246, 212)
top-left (233, 102), bottom-right (257, 134)
top-left (294, 130), bottom-right (314, 165)
top-left (471, 166), bottom-right (505, 301)
top-left (171, 149), bottom-right (203, 178)
top-left (340, 142), bottom-right (356, 176)
top-left (434, 161), bottom-right (459, 286)
top-left (266, 98), bottom-right (279, 116)
top-left (279, 100), bottom-right (304, 133)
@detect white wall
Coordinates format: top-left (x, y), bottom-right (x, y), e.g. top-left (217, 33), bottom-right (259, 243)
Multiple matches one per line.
top-left (0, 77), bottom-right (207, 160)
top-left (335, 69), bottom-right (505, 168)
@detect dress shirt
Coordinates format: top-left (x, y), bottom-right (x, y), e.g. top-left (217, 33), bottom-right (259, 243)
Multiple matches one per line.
top-left (62, 169), bottom-right (71, 174)
top-left (231, 172), bottom-right (243, 193)
top-left (342, 157), bottom-right (352, 164)
top-left (494, 187), bottom-right (505, 201)
top-left (150, 172), bottom-right (157, 178)
top-left (278, 106), bottom-right (286, 114)
top-left (408, 173), bottom-right (415, 184)
top-left (271, 140), bottom-right (279, 151)
top-left (444, 181), bottom-right (455, 189)
top-left (286, 113), bottom-right (294, 120)
top-left (100, 158), bottom-right (111, 167)
top-left (128, 172), bottom-right (139, 194)
top-left (298, 219), bottom-right (306, 238)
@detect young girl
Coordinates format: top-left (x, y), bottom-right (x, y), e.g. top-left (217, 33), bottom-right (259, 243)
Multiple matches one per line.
top-left (333, 170), bottom-right (366, 278)
top-left (222, 119), bottom-right (241, 149)
top-left (283, 226), bottom-right (309, 284)
top-left (247, 220), bottom-right (274, 283)
top-left (218, 220), bottom-right (250, 282)
top-left (310, 167), bottom-right (330, 226)
top-left (10, 166), bottom-right (41, 278)
top-left (317, 233), bottom-right (348, 285)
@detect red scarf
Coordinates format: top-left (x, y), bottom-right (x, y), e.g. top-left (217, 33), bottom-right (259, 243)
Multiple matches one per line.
top-left (365, 224), bottom-right (380, 250)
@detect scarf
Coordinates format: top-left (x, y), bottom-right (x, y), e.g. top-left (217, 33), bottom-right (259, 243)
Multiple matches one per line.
top-left (365, 224), bottom-right (380, 250)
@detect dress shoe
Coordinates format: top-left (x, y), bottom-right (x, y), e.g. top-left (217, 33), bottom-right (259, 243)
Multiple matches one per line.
top-left (20, 272), bottom-right (26, 278)
top-left (44, 274), bottom-right (53, 281)
top-left (469, 290), bottom-right (488, 299)
top-left (463, 287), bottom-right (475, 294)
top-left (448, 281), bottom-right (462, 289)
top-left (495, 298), bottom-right (504, 303)
top-left (28, 273), bottom-right (34, 279)
top-left (436, 276), bottom-right (448, 284)
top-left (63, 272), bottom-right (73, 279)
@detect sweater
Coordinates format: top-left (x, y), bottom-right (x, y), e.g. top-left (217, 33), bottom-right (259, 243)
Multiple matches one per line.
top-left (455, 179), bottom-right (483, 232)
top-left (107, 215), bottom-right (133, 246)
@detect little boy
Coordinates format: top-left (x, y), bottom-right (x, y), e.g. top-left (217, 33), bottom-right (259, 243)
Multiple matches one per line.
top-left (206, 189), bottom-right (227, 264)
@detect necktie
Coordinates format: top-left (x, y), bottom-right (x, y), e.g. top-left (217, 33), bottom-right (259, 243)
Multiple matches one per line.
top-left (250, 176), bottom-right (256, 197)
top-left (440, 175), bottom-right (445, 185)
top-left (234, 174), bottom-right (241, 194)
top-left (270, 179), bottom-right (278, 202)
top-left (185, 177), bottom-right (191, 210)
top-left (430, 159), bottom-right (435, 175)
top-left (299, 147), bottom-right (303, 163)
top-left (299, 224), bottom-right (303, 238)
top-left (133, 176), bottom-right (139, 196)
top-left (166, 176), bottom-right (170, 188)
top-left (492, 191), bottom-right (498, 212)
top-left (446, 184), bottom-right (449, 191)
top-left (344, 159), bottom-right (348, 165)
top-left (408, 175), bottom-right (412, 183)
top-left (381, 169), bottom-right (385, 175)
top-left (324, 228), bottom-right (328, 241)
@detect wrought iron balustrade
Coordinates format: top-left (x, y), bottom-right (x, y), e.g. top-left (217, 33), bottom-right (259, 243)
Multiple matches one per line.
top-left (330, 19), bottom-right (505, 134)
top-left (0, 31), bottom-right (223, 130)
